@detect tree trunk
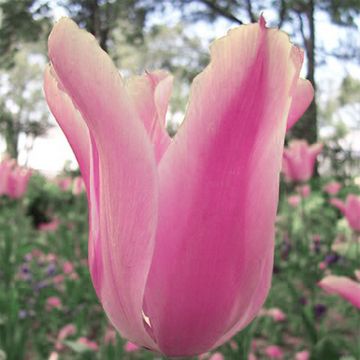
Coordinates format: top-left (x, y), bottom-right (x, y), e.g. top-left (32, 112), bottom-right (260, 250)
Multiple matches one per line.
top-left (290, 0), bottom-right (317, 144)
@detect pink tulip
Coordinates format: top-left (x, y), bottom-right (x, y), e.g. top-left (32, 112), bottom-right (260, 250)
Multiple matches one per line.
top-left (295, 350), bottom-right (310, 360)
top-left (6, 166), bottom-right (32, 199)
top-left (72, 176), bottom-right (85, 195)
top-left (287, 195), bottom-right (301, 208)
top-left (124, 341), bottom-right (140, 352)
top-left (209, 353), bottom-right (224, 360)
top-left (38, 219), bottom-right (60, 232)
top-left (44, 17), bottom-right (312, 356)
top-left (248, 353), bottom-right (258, 360)
top-left (0, 159), bottom-right (13, 195)
top-left (104, 327), bottom-right (117, 345)
top-left (55, 324), bottom-right (76, 350)
top-left (77, 337), bottom-right (99, 351)
top-left (265, 345), bottom-right (284, 359)
top-left (46, 296), bottom-right (62, 310)
top-left (330, 194), bottom-right (360, 232)
top-left (282, 140), bottom-right (322, 182)
top-left (62, 261), bottom-right (74, 274)
top-left (48, 352), bottom-right (59, 360)
top-left (297, 184), bottom-right (310, 198)
top-left (58, 177), bottom-right (72, 191)
top-left (318, 275), bottom-right (360, 309)
top-left (266, 308), bottom-right (286, 322)
top-left (323, 181), bottom-right (341, 196)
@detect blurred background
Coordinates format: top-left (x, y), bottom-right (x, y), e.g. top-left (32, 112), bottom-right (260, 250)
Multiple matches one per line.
top-left (0, 1), bottom-right (359, 359)
top-left (0, 0), bottom-right (359, 176)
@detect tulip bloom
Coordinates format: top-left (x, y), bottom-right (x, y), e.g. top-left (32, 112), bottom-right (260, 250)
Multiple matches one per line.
top-left (0, 159), bottom-right (31, 198)
top-left (44, 17), bottom-right (313, 356)
top-left (282, 140), bottom-right (322, 182)
top-left (330, 194), bottom-right (360, 233)
top-left (323, 181), bottom-right (341, 196)
top-left (6, 167), bottom-right (32, 198)
top-left (318, 274), bottom-right (360, 309)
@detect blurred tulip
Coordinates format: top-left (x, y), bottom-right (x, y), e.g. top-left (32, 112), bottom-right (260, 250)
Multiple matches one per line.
top-left (323, 181), bottom-right (341, 195)
top-left (282, 140), bottom-right (322, 182)
top-left (62, 261), bottom-right (74, 274)
top-left (330, 194), bottom-right (360, 232)
top-left (297, 184), bottom-right (310, 198)
top-left (0, 159), bottom-right (13, 195)
top-left (48, 352), bottom-right (59, 360)
top-left (267, 308), bottom-right (286, 322)
top-left (209, 352), bottom-right (224, 360)
top-left (38, 219), bottom-right (60, 232)
top-left (72, 176), bottom-right (85, 195)
top-left (7, 167), bottom-right (32, 198)
top-left (46, 296), bottom-right (62, 311)
top-left (265, 345), bottom-right (284, 359)
top-left (58, 177), bottom-right (72, 191)
top-left (295, 350), bottom-right (310, 360)
top-left (55, 324), bottom-right (76, 350)
top-left (124, 341), bottom-right (140, 352)
top-left (44, 17), bottom-right (313, 356)
top-left (288, 195), bottom-right (301, 208)
top-left (104, 327), bottom-right (117, 345)
top-left (77, 337), bottom-right (99, 351)
top-left (248, 353), bottom-right (257, 360)
top-left (318, 275), bottom-right (360, 309)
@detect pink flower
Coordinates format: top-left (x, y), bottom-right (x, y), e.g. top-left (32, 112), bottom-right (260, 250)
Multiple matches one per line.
top-left (288, 195), bottom-right (301, 208)
top-left (46, 296), bottom-right (62, 311)
top-left (124, 341), bottom-right (140, 352)
top-left (58, 177), bottom-right (72, 191)
top-left (297, 184), bottom-right (310, 198)
top-left (282, 140), bottom-right (322, 182)
top-left (38, 219), bottom-right (60, 232)
top-left (0, 159), bottom-right (13, 195)
top-left (62, 261), bottom-right (74, 274)
top-left (265, 345), bottom-right (284, 359)
top-left (248, 353), bottom-right (258, 360)
top-left (55, 324), bottom-right (76, 350)
top-left (267, 308), bottom-right (286, 322)
top-left (323, 181), bottom-right (341, 196)
top-left (209, 353), bottom-right (224, 360)
top-left (48, 352), bottom-right (59, 360)
top-left (0, 160), bottom-right (32, 199)
top-left (53, 274), bottom-right (65, 285)
top-left (77, 337), bottom-right (99, 351)
top-left (318, 275), bottom-right (360, 309)
top-left (44, 17), bottom-right (312, 356)
top-left (295, 350), bottom-right (310, 360)
top-left (318, 262), bottom-right (327, 270)
top-left (72, 176), bottom-right (85, 195)
top-left (330, 194), bottom-right (360, 232)
top-left (104, 328), bottom-right (117, 345)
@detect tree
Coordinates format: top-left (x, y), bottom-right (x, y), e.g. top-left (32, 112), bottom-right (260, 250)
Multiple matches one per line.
top-left (168, 0), bottom-right (360, 143)
top-left (0, 50), bottom-right (51, 160)
top-left (59, 0), bottom-right (157, 52)
top-left (0, 0), bottom-right (50, 68)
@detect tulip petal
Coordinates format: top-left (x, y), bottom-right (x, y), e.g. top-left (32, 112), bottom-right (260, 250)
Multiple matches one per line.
top-left (126, 70), bottom-right (173, 162)
top-left (318, 275), bottom-right (360, 309)
top-left (329, 198), bottom-right (346, 214)
top-left (47, 18), bottom-right (158, 349)
top-left (286, 78), bottom-right (314, 130)
top-left (44, 66), bottom-right (90, 188)
top-left (144, 19), bottom-right (306, 356)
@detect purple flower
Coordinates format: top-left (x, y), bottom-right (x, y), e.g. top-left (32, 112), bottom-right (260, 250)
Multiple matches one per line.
top-left (313, 303), bottom-right (327, 318)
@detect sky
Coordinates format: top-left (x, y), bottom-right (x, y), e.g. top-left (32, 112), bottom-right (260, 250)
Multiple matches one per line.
top-left (9, 5), bottom-right (360, 176)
